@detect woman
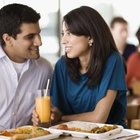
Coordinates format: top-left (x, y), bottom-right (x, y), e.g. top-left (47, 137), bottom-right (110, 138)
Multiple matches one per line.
top-left (32, 6), bottom-right (127, 127)
top-left (126, 27), bottom-right (140, 104)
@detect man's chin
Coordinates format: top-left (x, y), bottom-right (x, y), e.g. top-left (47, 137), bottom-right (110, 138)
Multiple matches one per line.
top-left (35, 55), bottom-right (40, 59)
top-left (30, 54), bottom-right (40, 60)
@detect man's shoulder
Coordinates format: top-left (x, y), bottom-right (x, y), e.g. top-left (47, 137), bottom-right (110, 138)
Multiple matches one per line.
top-left (32, 57), bottom-right (53, 69)
top-left (123, 43), bottom-right (137, 61)
top-left (126, 43), bottom-right (137, 50)
top-left (37, 56), bottom-right (51, 63)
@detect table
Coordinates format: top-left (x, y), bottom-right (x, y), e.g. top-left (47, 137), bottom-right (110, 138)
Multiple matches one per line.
top-left (53, 129), bottom-right (140, 140)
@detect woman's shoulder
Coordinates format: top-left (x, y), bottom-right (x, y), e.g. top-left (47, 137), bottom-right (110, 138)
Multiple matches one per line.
top-left (127, 52), bottom-right (140, 65)
top-left (53, 56), bottom-right (68, 75)
top-left (54, 55), bottom-right (67, 69)
top-left (107, 51), bottom-right (123, 63)
top-left (55, 55), bottom-right (66, 65)
top-left (128, 52), bottom-right (140, 59)
top-left (104, 51), bottom-right (126, 72)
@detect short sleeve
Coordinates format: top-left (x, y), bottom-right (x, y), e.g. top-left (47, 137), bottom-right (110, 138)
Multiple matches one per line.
top-left (96, 52), bottom-right (127, 102)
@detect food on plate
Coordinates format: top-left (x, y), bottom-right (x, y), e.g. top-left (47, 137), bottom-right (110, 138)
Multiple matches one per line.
top-left (0, 126), bottom-right (50, 140)
top-left (91, 125), bottom-right (118, 133)
top-left (14, 126), bottom-right (33, 134)
top-left (57, 124), bottom-right (68, 130)
top-left (57, 123), bottom-right (118, 133)
top-left (0, 130), bottom-right (12, 136)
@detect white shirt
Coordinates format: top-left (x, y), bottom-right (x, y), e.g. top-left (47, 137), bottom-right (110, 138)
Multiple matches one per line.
top-left (0, 46), bottom-right (53, 129)
top-left (12, 61), bottom-right (27, 80)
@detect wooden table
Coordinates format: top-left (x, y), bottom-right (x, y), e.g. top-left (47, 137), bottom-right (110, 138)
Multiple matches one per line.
top-left (53, 129), bottom-right (140, 140)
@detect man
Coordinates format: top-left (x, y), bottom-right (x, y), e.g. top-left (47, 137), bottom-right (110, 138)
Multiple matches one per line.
top-left (0, 3), bottom-right (53, 129)
top-left (110, 17), bottom-right (137, 62)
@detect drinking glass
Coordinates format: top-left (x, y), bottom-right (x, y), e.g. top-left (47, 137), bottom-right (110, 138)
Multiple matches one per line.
top-left (35, 89), bottom-right (51, 126)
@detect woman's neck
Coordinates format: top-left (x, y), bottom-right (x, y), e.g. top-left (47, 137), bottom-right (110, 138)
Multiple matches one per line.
top-left (79, 56), bottom-right (90, 74)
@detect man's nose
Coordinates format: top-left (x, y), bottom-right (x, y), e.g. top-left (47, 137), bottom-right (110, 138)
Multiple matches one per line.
top-left (33, 35), bottom-right (42, 46)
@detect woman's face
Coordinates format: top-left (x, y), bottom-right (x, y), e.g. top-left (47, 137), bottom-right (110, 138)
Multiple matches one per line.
top-left (61, 22), bottom-right (92, 59)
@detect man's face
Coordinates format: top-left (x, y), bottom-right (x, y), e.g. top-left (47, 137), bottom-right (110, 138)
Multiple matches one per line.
top-left (5, 22), bottom-right (42, 63)
top-left (111, 22), bottom-right (128, 46)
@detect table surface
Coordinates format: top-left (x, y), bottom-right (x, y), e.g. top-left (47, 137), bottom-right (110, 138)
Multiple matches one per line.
top-left (52, 129), bottom-right (140, 140)
top-left (0, 128), bottom-right (140, 140)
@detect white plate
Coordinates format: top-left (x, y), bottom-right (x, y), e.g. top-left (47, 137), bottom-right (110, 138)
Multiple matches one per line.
top-left (49, 121), bottom-right (123, 139)
top-left (0, 126), bottom-right (62, 140)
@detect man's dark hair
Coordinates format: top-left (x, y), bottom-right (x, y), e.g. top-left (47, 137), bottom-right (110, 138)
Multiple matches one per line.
top-left (110, 16), bottom-right (127, 28)
top-left (0, 3), bottom-right (40, 46)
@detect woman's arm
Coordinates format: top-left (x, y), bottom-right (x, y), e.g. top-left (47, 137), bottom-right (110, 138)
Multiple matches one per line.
top-left (61, 89), bottom-right (117, 123)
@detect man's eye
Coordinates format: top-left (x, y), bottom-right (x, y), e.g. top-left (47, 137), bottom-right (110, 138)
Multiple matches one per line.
top-left (27, 35), bottom-right (34, 39)
top-left (24, 34), bottom-right (35, 40)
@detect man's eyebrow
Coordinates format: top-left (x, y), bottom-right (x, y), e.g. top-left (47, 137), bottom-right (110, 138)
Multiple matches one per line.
top-left (23, 33), bottom-right (36, 39)
top-left (23, 32), bottom-right (41, 38)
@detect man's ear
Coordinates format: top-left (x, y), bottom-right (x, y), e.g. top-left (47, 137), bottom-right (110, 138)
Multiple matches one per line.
top-left (2, 33), bottom-right (13, 46)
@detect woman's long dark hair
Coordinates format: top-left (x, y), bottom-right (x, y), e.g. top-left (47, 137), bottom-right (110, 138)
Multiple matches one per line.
top-left (63, 6), bottom-right (118, 87)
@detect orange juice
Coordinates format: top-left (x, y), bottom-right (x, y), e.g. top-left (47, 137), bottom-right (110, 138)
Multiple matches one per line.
top-left (35, 95), bottom-right (51, 123)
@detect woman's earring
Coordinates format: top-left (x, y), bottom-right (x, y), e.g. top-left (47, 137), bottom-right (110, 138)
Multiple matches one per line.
top-left (89, 40), bottom-right (93, 46)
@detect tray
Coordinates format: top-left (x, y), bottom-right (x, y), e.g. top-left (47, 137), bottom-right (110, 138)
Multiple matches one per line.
top-left (49, 121), bottom-right (123, 139)
top-left (0, 126), bottom-right (62, 140)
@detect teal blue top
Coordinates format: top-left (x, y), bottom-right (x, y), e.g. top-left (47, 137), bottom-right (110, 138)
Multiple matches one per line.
top-left (50, 52), bottom-right (127, 127)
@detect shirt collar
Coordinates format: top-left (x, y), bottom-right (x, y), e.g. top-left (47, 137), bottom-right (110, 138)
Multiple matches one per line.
top-left (0, 45), bottom-right (7, 59)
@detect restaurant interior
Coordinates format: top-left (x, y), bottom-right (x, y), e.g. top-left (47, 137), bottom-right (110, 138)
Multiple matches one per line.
top-left (0, 0), bottom-right (140, 132)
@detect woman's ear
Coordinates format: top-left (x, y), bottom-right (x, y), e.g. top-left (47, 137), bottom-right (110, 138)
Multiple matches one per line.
top-left (88, 37), bottom-right (94, 46)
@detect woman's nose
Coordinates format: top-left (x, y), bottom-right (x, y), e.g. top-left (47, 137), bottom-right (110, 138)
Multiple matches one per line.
top-left (61, 36), bottom-right (68, 45)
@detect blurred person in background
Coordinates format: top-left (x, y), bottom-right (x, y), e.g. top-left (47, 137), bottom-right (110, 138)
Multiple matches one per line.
top-left (110, 17), bottom-right (137, 62)
top-left (0, 3), bottom-right (52, 129)
top-left (126, 27), bottom-right (140, 104)
top-left (32, 6), bottom-right (127, 127)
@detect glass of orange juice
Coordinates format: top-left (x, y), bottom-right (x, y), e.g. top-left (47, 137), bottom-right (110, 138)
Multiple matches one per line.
top-left (35, 89), bottom-right (51, 125)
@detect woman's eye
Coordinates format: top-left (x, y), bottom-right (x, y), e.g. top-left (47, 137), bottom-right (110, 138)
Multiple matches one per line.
top-left (67, 32), bottom-right (70, 35)
top-left (61, 31), bottom-right (71, 37)
top-left (61, 32), bottom-right (64, 36)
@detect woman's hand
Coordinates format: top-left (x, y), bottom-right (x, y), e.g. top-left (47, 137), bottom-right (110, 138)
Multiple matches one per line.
top-left (32, 109), bottom-right (40, 126)
top-left (51, 106), bottom-right (63, 124)
top-left (32, 106), bottom-right (63, 126)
